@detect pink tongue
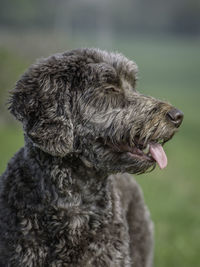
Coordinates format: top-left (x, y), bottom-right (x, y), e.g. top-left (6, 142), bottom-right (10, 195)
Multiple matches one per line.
top-left (149, 143), bottom-right (168, 169)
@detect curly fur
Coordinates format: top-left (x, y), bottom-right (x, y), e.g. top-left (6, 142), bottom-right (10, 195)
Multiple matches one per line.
top-left (0, 48), bottom-right (182, 266)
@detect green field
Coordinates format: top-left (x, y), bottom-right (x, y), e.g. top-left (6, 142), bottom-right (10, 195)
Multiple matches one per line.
top-left (0, 37), bottom-right (199, 267)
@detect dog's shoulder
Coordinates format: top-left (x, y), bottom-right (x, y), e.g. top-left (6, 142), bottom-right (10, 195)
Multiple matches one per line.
top-left (0, 147), bottom-right (25, 179)
top-left (108, 173), bottom-right (144, 211)
top-left (109, 172), bottom-right (141, 194)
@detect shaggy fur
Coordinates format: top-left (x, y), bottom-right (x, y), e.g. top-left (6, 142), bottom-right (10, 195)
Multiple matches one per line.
top-left (0, 48), bottom-right (183, 267)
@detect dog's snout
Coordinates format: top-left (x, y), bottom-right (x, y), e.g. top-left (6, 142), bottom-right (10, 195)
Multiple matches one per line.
top-left (166, 108), bottom-right (184, 128)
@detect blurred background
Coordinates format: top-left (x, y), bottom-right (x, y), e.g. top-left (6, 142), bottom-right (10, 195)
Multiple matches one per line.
top-left (0, 0), bottom-right (199, 266)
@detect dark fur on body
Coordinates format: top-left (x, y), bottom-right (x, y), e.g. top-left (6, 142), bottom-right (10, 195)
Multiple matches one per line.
top-left (0, 49), bottom-right (181, 266)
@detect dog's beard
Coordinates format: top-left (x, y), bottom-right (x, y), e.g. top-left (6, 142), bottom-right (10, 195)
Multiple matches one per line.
top-left (78, 142), bottom-right (156, 175)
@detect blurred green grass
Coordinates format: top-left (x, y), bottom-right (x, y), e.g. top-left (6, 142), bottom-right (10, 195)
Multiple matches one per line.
top-left (0, 37), bottom-right (199, 267)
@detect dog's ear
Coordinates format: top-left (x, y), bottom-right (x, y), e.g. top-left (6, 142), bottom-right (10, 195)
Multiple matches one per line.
top-left (9, 60), bottom-right (74, 157)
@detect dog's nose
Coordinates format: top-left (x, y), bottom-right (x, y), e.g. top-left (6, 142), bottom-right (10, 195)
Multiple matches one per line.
top-left (166, 108), bottom-right (184, 128)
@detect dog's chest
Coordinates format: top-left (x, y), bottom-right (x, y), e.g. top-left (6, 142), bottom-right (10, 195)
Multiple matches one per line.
top-left (44, 211), bottom-right (130, 266)
top-left (40, 185), bottom-right (131, 266)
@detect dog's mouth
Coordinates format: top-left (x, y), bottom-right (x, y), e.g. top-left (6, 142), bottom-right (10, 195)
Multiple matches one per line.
top-left (126, 140), bottom-right (167, 169)
top-left (102, 136), bottom-right (172, 170)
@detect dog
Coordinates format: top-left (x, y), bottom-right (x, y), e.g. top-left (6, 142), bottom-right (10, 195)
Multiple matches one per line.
top-left (0, 48), bottom-right (183, 266)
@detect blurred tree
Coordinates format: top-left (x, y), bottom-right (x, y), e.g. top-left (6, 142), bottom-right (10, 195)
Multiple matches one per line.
top-left (0, 0), bottom-right (199, 36)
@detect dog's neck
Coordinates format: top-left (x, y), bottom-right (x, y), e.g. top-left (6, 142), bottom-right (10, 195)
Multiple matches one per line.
top-left (24, 138), bottom-right (111, 207)
top-left (22, 139), bottom-right (114, 247)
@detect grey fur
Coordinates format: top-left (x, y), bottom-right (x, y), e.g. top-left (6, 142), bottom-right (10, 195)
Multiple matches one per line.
top-left (0, 48), bottom-right (182, 266)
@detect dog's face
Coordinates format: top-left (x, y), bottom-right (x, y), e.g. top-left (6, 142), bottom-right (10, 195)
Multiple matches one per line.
top-left (10, 48), bottom-right (183, 174)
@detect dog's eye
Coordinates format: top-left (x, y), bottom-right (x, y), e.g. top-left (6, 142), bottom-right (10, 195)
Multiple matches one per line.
top-left (105, 87), bottom-right (120, 94)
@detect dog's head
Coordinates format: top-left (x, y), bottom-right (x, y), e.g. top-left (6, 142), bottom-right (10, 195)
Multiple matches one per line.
top-left (9, 48), bottom-right (183, 174)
